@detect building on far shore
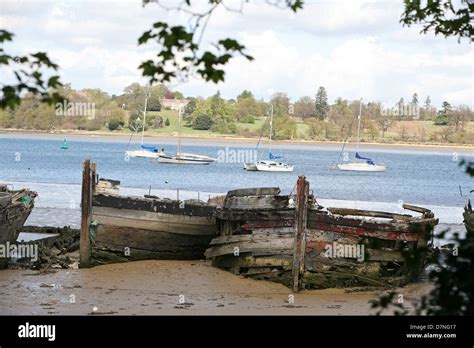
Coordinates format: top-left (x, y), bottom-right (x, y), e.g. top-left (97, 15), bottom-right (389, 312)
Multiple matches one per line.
top-left (161, 98), bottom-right (189, 111)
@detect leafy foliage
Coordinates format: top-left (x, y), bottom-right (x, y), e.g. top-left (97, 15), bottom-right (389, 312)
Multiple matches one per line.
top-left (108, 118), bottom-right (124, 131)
top-left (192, 114), bottom-right (214, 130)
top-left (0, 30), bottom-right (63, 110)
top-left (138, 22), bottom-right (253, 84)
top-left (401, 0), bottom-right (474, 42)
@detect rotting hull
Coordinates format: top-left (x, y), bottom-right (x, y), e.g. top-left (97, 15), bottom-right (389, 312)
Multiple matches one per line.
top-left (0, 188), bottom-right (36, 244)
top-left (205, 187), bottom-right (438, 289)
top-left (0, 187), bottom-right (37, 268)
top-left (90, 193), bottom-right (218, 264)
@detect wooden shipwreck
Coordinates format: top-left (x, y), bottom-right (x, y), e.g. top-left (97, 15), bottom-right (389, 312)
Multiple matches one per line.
top-left (80, 161), bottom-right (217, 266)
top-left (0, 184), bottom-right (37, 268)
top-left (205, 177), bottom-right (439, 290)
top-left (79, 160), bottom-right (439, 290)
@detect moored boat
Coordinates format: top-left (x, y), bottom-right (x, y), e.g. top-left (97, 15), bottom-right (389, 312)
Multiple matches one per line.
top-left (158, 152), bottom-right (216, 165)
top-left (255, 160), bottom-right (294, 172)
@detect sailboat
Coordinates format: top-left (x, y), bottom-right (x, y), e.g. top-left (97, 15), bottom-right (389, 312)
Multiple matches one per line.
top-left (244, 104), bottom-right (294, 172)
top-left (158, 107), bottom-right (216, 165)
top-left (337, 99), bottom-right (385, 172)
top-left (125, 89), bottom-right (164, 159)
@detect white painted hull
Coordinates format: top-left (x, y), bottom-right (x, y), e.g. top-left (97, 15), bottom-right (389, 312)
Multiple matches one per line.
top-left (159, 152), bottom-right (216, 165)
top-left (337, 162), bottom-right (386, 172)
top-left (244, 162), bottom-right (258, 171)
top-left (125, 150), bottom-right (161, 159)
top-left (255, 161), bottom-right (294, 172)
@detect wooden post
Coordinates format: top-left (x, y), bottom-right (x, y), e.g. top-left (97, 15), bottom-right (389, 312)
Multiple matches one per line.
top-left (292, 176), bottom-right (309, 292)
top-left (90, 162), bottom-right (97, 193)
top-left (80, 160), bottom-right (92, 267)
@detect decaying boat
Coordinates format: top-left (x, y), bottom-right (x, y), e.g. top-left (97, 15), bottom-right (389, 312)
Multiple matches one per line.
top-left (80, 161), bottom-right (218, 265)
top-left (205, 177), bottom-right (439, 290)
top-left (0, 184), bottom-right (37, 268)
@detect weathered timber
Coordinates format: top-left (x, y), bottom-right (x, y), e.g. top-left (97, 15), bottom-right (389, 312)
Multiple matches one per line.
top-left (92, 243), bottom-right (207, 264)
top-left (0, 188), bottom-right (37, 269)
top-left (95, 225), bottom-right (214, 252)
top-left (226, 187), bottom-right (280, 198)
top-left (224, 195), bottom-right (289, 210)
top-left (209, 233), bottom-right (293, 246)
top-left (206, 176), bottom-right (438, 290)
top-left (326, 207), bottom-right (413, 220)
top-left (93, 193), bottom-right (216, 217)
top-left (242, 227), bottom-right (294, 236)
top-left (240, 220), bottom-right (295, 230)
top-left (215, 209), bottom-right (294, 221)
top-left (80, 160), bottom-right (92, 268)
top-left (292, 175), bottom-right (309, 292)
top-left (83, 162), bottom-right (219, 264)
top-left (204, 237), bottom-right (293, 258)
top-left (309, 221), bottom-right (427, 241)
top-left (211, 254), bottom-right (292, 269)
top-left (308, 208), bottom-right (411, 232)
top-left (0, 191), bottom-right (36, 244)
top-left (92, 206), bottom-right (216, 236)
top-left (402, 204), bottom-right (434, 218)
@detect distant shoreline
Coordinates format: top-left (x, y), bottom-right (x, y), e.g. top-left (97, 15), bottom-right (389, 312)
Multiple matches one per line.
top-left (1, 129), bottom-right (473, 153)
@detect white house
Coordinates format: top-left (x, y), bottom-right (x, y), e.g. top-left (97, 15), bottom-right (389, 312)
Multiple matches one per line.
top-left (161, 98), bottom-right (189, 111)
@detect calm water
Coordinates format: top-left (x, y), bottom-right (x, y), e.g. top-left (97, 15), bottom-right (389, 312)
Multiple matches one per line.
top-left (1, 135), bottom-right (473, 225)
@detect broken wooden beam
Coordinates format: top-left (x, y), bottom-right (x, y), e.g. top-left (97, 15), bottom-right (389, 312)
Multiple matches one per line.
top-left (80, 159), bottom-right (92, 267)
top-left (292, 176), bottom-right (309, 292)
top-left (226, 187), bottom-right (280, 198)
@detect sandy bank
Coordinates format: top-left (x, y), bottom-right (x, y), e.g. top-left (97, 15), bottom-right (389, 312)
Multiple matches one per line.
top-left (0, 260), bottom-right (431, 315)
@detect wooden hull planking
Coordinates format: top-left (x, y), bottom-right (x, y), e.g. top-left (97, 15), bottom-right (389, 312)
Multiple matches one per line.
top-left (90, 193), bottom-right (217, 263)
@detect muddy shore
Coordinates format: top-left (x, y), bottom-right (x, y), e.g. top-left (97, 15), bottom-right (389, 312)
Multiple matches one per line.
top-left (0, 260), bottom-right (432, 315)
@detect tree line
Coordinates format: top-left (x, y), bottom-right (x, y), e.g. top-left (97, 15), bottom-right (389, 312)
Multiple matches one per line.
top-left (0, 83), bottom-right (472, 144)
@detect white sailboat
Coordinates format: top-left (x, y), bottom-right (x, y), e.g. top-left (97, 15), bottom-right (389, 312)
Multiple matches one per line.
top-left (244, 104), bottom-right (294, 172)
top-left (158, 107), bottom-right (216, 165)
top-left (337, 99), bottom-right (386, 172)
top-left (125, 89), bottom-right (164, 159)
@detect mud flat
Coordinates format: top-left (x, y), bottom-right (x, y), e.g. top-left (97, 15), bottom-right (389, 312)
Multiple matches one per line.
top-left (0, 260), bottom-right (431, 315)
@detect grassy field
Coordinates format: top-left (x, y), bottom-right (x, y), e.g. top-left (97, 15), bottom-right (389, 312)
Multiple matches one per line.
top-left (146, 110), bottom-right (267, 137)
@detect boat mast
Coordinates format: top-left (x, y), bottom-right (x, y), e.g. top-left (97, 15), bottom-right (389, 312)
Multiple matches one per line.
top-left (141, 88), bottom-right (150, 146)
top-left (269, 103), bottom-right (273, 154)
top-left (177, 105), bottom-right (182, 155)
top-left (356, 98), bottom-right (362, 153)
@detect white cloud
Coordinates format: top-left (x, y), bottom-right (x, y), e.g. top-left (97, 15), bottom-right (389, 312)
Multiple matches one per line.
top-left (0, 0), bottom-right (471, 107)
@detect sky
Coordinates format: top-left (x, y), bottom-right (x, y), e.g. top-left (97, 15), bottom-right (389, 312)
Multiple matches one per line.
top-left (1, 0), bottom-right (473, 108)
